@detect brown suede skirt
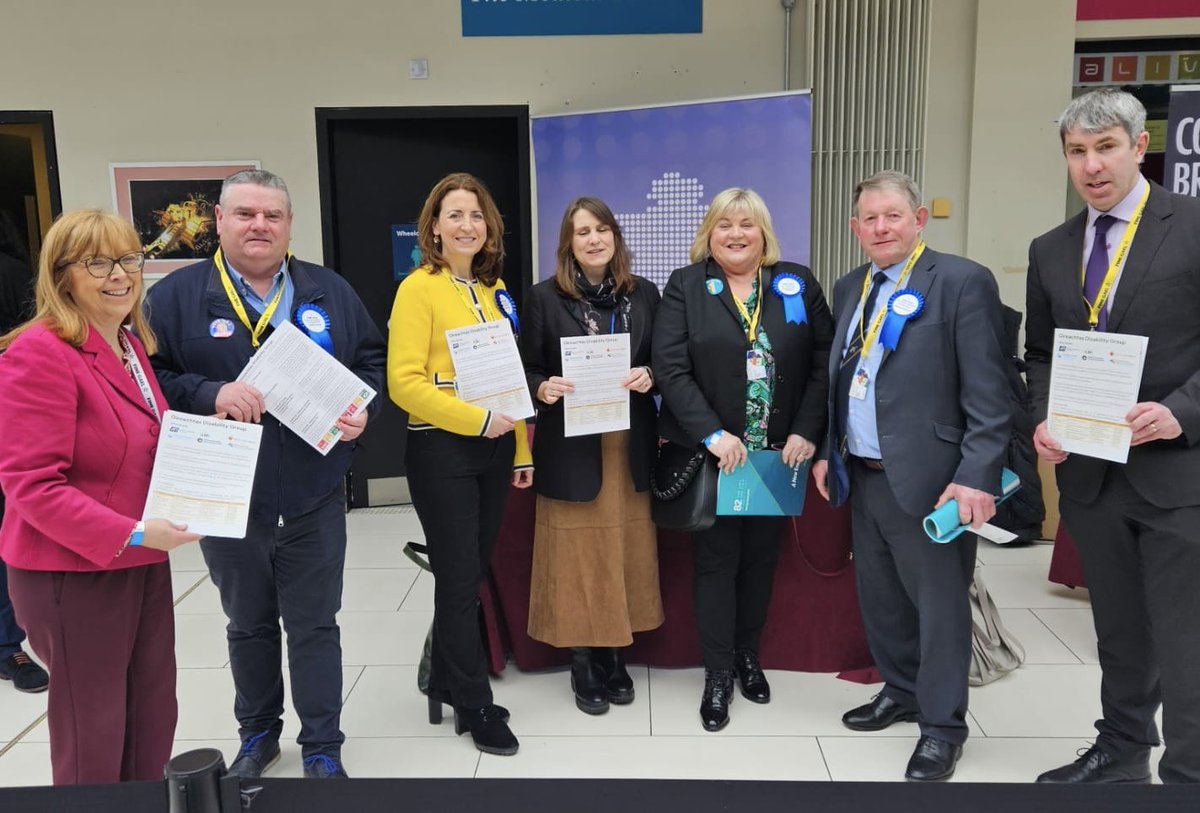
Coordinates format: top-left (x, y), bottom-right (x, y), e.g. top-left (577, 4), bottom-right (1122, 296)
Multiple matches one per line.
top-left (527, 431), bottom-right (664, 647)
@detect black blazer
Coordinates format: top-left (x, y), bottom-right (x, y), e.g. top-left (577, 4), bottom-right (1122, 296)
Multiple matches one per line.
top-left (653, 259), bottom-right (834, 449)
top-left (521, 275), bottom-right (661, 502)
top-left (1026, 181), bottom-right (1200, 508)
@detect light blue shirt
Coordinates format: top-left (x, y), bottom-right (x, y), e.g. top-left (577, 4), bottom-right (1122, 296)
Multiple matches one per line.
top-left (226, 258), bottom-right (293, 328)
top-left (1083, 174), bottom-right (1147, 319)
top-left (843, 261), bottom-right (904, 459)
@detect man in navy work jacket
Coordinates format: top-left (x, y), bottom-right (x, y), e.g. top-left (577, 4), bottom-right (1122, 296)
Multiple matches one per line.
top-left (146, 169), bottom-right (385, 780)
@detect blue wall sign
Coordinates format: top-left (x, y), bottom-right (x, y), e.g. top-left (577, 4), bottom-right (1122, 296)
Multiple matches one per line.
top-left (462, 0), bottom-right (703, 37)
top-left (392, 224), bottom-right (421, 282)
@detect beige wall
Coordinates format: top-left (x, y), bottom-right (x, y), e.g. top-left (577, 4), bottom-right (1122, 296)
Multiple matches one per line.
top-left (1, 0), bottom-right (800, 268)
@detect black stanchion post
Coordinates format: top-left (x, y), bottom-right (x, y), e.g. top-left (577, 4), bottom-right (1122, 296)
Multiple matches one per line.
top-left (164, 748), bottom-right (227, 813)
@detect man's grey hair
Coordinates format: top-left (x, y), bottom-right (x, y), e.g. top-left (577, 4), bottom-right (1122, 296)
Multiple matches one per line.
top-left (220, 169), bottom-right (292, 211)
top-left (1058, 89), bottom-right (1147, 146)
top-left (852, 170), bottom-right (922, 216)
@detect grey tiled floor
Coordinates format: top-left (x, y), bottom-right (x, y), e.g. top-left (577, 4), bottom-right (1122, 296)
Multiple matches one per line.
top-left (1, 510), bottom-right (1143, 784)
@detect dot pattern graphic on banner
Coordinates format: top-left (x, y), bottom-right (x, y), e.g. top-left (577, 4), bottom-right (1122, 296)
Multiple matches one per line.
top-left (617, 172), bottom-right (709, 290)
top-left (532, 94), bottom-right (812, 291)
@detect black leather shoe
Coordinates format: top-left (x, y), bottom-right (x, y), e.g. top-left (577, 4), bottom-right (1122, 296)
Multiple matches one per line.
top-left (428, 691), bottom-right (508, 725)
top-left (227, 731), bottom-right (281, 779)
top-left (593, 647), bottom-right (635, 705)
top-left (733, 648), bottom-right (770, 704)
top-left (454, 704), bottom-right (519, 756)
top-left (700, 669), bottom-right (735, 732)
top-left (905, 736), bottom-right (962, 782)
top-left (570, 648), bottom-right (610, 715)
top-left (302, 753), bottom-right (348, 779)
top-left (1036, 745), bottom-right (1151, 784)
top-left (842, 694), bottom-right (919, 731)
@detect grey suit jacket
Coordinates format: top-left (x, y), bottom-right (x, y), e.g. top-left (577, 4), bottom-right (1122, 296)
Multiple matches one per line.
top-left (1025, 180), bottom-right (1200, 508)
top-left (821, 247), bottom-right (1012, 517)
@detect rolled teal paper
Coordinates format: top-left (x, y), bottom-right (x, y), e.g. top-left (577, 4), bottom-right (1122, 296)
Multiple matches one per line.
top-left (922, 468), bottom-right (1022, 544)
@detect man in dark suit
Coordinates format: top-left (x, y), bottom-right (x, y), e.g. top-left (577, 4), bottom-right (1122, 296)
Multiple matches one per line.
top-left (1027, 89), bottom-right (1200, 785)
top-left (812, 170), bottom-right (1011, 781)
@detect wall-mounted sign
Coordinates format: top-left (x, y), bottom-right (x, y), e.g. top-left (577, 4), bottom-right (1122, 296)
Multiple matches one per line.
top-left (461, 0), bottom-right (702, 37)
top-left (1074, 51), bottom-right (1200, 87)
top-left (392, 224), bottom-right (420, 282)
top-left (1165, 86), bottom-right (1200, 197)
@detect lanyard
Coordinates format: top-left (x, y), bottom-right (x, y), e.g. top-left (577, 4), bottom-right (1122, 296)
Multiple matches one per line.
top-left (444, 269), bottom-right (501, 323)
top-left (730, 267), bottom-right (764, 342)
top-left (857, 241), bottom-right (925, 361)
top-left (214, 248), bottom-right (286, 348)
top-left (120, 330), bottom-right (160, 421)
top-left (1081, 182), bottom-right (1150, 330)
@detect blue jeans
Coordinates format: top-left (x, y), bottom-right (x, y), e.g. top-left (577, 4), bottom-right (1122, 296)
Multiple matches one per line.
top-left (201, 488), bottom-right (347, 756)
top-left (1, 484), bottom-right (29, 657)
top-left (1, 560), bottom-right (27, 659)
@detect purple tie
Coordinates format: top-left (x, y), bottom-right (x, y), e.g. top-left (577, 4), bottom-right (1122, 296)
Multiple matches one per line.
top-left (1084, 214), bottom-right (1116, 331)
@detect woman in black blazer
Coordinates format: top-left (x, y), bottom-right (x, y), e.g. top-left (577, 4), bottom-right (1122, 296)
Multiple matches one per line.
top-left (653, 188), bottom-right (834, 731)
top-left (521, 197), bottom-right (664, 715)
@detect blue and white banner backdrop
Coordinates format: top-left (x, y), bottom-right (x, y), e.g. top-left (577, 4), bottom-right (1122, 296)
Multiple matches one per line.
top-left (531, 92), bottom-right (811, 290)
top-left (1165, 85), bottom-right (1200, 197)
top-left (462, 0), bottom-right (702, 37)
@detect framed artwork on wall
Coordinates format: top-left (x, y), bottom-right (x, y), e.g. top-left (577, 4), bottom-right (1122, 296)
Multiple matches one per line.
top-left (110, 161), bottom-right (259, 279)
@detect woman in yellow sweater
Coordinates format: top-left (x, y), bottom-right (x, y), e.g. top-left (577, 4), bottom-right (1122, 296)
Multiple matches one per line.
top-left (388, 173), bottom-right (532, 756)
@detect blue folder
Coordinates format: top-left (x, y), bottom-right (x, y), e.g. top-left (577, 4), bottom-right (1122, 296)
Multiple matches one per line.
top-left (717, 450), bottom-right (809, 516)
top-left (922, 468), bottom-right (1022, 544)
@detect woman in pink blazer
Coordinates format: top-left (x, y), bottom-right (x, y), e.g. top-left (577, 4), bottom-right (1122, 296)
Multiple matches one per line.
top-left (0, 210), bottom-right (200, 785)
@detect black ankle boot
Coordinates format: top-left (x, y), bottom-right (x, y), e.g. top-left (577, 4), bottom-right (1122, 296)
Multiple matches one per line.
top-left (453, 705), bottom-right (519, 756)
top-left (428, 690), bottom-right (510, 726)
top-left (700, 668), bottom-right (735, 732)
top-left (571, 647), bottom-right (610, 715)
top-left (592, 647), bottom-right (635, 704)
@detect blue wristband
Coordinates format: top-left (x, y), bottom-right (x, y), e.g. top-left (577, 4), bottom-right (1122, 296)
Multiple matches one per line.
top-left (129, 521), bottom-right (145, 547)
top-left (704, 429), bottom-right (725, 447)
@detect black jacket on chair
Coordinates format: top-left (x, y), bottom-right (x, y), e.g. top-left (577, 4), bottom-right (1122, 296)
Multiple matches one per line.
top-left (521, 275), bottom-right (661, 502)
top-left (653, 259), bottom-right (834, 449)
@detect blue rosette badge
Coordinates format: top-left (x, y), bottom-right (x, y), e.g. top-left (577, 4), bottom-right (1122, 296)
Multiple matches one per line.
top-left (294, 304), bottom-right (334, 354)
top-left (880, 289), bottom-right (924, 350)
top-left (495, 289), bottom-right (520, 335)
top-left (771, 273), bottom-right (807, 324)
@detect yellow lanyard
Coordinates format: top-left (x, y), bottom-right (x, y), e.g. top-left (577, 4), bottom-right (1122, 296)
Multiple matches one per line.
top-left (730, 267), bottom-right (764, 343)
top-left (1081, 182), bottom-right (1149, 330)
top-left (857, 241), bottom-right (924, 362)
top-left (214, 248), bottom-right (287, 348)
top-left (443, 269), bottom-right (501, 324)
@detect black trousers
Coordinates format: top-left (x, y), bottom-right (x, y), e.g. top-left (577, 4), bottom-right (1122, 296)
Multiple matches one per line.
top-left (1060, 465), bottom-right (1200, 784)
top-left (202, 488), bottom-right (347, 756)
top-left (849, 460), bottom-right (976, 746)
top-left (406, 428), bottom-right (515, 709)
top-left (691, 515), bottom-right (785, 671)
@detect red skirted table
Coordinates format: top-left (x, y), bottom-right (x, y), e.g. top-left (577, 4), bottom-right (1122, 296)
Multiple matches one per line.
top-left (479, 478), bottom-right (876, 681)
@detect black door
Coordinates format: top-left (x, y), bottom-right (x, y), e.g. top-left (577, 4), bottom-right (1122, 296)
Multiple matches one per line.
top-left (316, 106), bottom-right (532, 507)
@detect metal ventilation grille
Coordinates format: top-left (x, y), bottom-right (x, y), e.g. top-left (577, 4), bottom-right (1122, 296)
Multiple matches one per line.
top-left (806, 0), bottom-right (931, 290)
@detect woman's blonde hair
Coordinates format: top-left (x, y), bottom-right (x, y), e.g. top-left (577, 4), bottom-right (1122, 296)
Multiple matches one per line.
top-left (0, 209), bottom-right (156, 354)
top-left (688, 188), bottom-right (781, 267)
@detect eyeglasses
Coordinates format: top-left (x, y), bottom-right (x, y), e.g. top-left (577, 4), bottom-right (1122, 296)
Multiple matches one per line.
top-left (62, 252), bottom-right (146, 279)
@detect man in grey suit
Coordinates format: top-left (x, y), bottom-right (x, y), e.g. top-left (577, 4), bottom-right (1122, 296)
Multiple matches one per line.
top-left (812, 170), bottom-right (1011, 781)
top-left (1027, 89), bottom-right (1200, 785)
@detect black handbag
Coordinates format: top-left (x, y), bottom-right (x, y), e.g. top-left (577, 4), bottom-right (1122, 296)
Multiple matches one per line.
top-left (650, 440), bottom-right (718, 532)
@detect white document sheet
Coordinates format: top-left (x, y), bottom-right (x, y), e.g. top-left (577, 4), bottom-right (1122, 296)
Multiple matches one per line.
top-left (445, 321), bottom-right (535, 420)
top-left (142, 411), bottom-right (263, 538)
top-left (236, 321), bottom-right (377, 455)
top-left (1047, 328), bottom-right (1148, 464)
top-left (560, 333), bottom-right (631, 437)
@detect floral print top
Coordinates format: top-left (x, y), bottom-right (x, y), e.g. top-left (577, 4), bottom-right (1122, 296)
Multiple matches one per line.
top-left (734, 281), bottom-right (774, 451)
